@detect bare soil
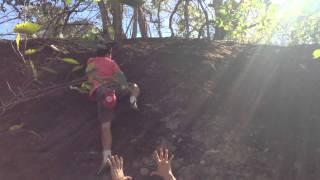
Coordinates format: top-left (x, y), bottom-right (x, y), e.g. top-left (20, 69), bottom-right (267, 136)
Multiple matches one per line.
top-left (1, 39), bottom-right (320, 180)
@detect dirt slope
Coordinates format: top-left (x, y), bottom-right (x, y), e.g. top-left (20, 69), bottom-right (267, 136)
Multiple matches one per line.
top-left (0, 39), bottom-right (320, 180)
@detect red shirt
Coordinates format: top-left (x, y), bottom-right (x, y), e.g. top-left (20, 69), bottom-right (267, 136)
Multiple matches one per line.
top-left (86, 57), bottom-right (121, 95)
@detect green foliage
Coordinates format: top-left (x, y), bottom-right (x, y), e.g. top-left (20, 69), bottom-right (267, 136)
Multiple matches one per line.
top-left (65, 0), bottom-right (72, 5)
top-left (176, 2), bottom-right (205, 37)
top-left (16, 33), bottom-right (20, 51)
top-left (76, 81), bottom-right (91, 93)
top-left (288, 16), bottom-right (320, 44)
top-left (4, 0), bottom-right (320, 46)
top-left (24, 49), bottom-right (38, 55)
top-left (13, 22), bottom-right (41, 35)
top-left (213, 0), bottom-right (275, 43)
top-left (24, 47), bottom-right (44, 56)
top-left (313, 49), bottom-right (320, 59)
top-left (61, 58), bottom-right (80, 65)
top-left (81, 27), bottom-right (101, 40)
top-left (13, 22), bottom-right (41, 79)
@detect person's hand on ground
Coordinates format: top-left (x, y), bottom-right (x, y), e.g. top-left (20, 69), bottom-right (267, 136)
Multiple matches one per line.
top-left (107, 155), bottom-right (132, 180)
top-left (151, 148), bottom-right (176, 180)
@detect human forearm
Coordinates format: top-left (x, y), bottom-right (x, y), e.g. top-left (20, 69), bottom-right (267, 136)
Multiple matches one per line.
top-left (163, 173), bottom-right (176, 180)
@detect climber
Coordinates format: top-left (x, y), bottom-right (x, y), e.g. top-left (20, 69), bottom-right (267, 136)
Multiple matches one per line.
top-left (70, 47), bottom-right (140, 175)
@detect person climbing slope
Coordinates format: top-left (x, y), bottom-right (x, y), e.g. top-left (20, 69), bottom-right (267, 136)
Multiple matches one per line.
top-left (70, 47), bottom-right (140, 174)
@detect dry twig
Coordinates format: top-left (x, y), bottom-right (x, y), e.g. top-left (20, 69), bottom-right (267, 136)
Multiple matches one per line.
top-left (6, 80), bottom-right (17, 96)
top-left (0, 77), bottom-right (85, 116)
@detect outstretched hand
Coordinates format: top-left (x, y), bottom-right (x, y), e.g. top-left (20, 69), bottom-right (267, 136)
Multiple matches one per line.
top-left (107, 155), bottom-right (132, 180)
top-left (151, 148), bottom-right (176, 180)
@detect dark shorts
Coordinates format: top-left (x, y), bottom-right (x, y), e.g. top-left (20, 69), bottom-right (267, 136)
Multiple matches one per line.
top-left (96, 84), bottom-right (133, 123)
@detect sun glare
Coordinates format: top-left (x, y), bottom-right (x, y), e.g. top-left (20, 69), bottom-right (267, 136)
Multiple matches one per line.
top-left (265, 0), bottom-right (320, 45)
top-left (272, 0), bottom-right (319, 17)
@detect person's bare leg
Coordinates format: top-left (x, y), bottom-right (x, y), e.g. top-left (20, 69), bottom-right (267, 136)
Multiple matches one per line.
top-left (97, 114), bottom-right (113, 175)
top-left (101, 121), bottom-right (112, 155)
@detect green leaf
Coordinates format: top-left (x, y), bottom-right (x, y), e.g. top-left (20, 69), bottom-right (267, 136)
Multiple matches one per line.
top-left (218, 8), bottom-right (227, 16)
top-left (16, 33), bottom-right (20, 51)
top-left (25, 49), bottom-right (38, 55)
top-left (65, 0), bottom-right (72, 5)
top-left (61, 58), bottom-right (80, 65)
top-left (13, 22), bottom-right (41, 35)
top-left (41, 67), bottom-right (58, 74)
top-left (313, 49), bottom-right (320, 59)
top-left (72, 65), bottom-right (84, 72)
top-left (81, 81), bottom-right (91, 91)
top-left (24, 47), bottom-right (44, 55)
top-left (219, 20), bottom-right (224, 28)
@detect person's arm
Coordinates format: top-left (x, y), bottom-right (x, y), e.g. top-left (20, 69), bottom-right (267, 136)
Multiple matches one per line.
top-left (151, 148), bottom-right (176, 180)
top-left (107, 155), bottom-right (132, 180)
top-left (111, 61), bottom-right (128, 87)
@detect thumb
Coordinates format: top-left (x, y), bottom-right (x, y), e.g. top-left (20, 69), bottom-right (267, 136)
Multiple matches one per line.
top-left (124, 176), bottom-right (133, 180)
top-left (150, 171), bottom-right (160, 176)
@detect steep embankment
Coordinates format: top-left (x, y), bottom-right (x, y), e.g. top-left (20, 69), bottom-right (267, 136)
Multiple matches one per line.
top-left (0, 39), bottom-right (320, 180)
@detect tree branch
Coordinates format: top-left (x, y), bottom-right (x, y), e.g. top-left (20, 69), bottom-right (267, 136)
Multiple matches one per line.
top-left (169, 0), bottom-right (183, 37)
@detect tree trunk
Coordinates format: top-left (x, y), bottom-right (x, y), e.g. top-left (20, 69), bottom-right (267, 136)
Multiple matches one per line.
top-left (214, 27), bottom-right (226, 40)
top-left (137, 6), bottom-right (147, 38)
top-left (198, 23), bottom-right (206, 39)
top-left (169, 0), bottom-right (183, 37)
top-left (111, 0), bottom-right (122, 40)
top-left (120, 5), bottom-right (126, 38)
top-left (125, 12), bottom-right (134, 37)
top-left (213, 0), bottom-right (225, 40)
top-left (132, 7), bottom-right (138, 38)
top-left (184, 0), bottom-right (190, 38)
top-left (98, 0), bottom-right (111, 41)
top-left (148, 22), bottom-right (152, 38)
top-left (198, 0), bottom-right (210, 39)
top-left (156, 1), bottom-right (162, 38)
